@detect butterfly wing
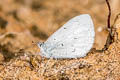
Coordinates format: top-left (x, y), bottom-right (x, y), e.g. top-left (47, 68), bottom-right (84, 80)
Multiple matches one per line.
top-left (39, 14), bottom-right (95, 58)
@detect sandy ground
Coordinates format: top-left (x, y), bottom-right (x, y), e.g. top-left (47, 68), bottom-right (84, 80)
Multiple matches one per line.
top-left (0, 0), bottom-right (120, 80)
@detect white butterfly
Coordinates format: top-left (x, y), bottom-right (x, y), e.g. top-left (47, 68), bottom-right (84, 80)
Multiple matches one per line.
top-left (38, 14), bottom-right (95, 58)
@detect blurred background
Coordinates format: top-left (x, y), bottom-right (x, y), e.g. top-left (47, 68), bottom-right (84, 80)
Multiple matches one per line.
top-left (0, 0), bottom-right (120, 53)
top-left (0, 1), bottom-right (120, 79)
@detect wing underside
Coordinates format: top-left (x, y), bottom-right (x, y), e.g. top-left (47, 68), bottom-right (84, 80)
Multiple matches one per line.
top-left (40, 14), bottom-right (95, 58)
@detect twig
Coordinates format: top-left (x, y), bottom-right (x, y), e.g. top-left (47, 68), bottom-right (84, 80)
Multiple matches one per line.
top-left (102, 0), bottom-right (113, 51)
top-left (106, 0), bottom-right (111, 29)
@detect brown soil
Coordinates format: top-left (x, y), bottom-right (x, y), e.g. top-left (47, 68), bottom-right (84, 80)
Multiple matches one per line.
top-left (0, 0), bottom-right (120, 80)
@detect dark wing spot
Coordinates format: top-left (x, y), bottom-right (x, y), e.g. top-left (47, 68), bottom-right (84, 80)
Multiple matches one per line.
top-left (72, 49), bottom-right (76, 52)
top-left (64, 28), bottom-right (67, 29)
top-left (74, 38), bottom-right (77, 39)
top-left (54, 39), bottom-right (56, 40)
top-left (61, 44), bottom-right (64, 46)
top-left (71, 45), bottom-right (74, 47)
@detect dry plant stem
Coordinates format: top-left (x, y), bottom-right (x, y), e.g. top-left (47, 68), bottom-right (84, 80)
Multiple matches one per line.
top-left (102, 0), bottom-right (113, 51)
top-left (106, 0), bottom-right (111, 29)
top-left (112, 13), bottom-right (120, 40)
top-left (113, 13), bottom-right (120, 25)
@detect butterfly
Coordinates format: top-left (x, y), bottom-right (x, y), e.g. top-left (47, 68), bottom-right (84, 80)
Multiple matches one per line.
top-left (37, 14), bottom-right (95, 58)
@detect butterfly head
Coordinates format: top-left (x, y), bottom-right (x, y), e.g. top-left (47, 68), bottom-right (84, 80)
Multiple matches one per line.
top-left (37, 42), bottom-right (44, 48)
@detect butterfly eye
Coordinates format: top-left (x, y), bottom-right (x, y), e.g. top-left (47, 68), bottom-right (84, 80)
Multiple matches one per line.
top-left (39, 44), bottom-right (42, 47)
top-left (38, 42), bottom-right (44, 47)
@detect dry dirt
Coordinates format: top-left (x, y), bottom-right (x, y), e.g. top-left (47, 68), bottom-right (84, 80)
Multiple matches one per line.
top-left (0, 0), bottom-right (120, 80)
